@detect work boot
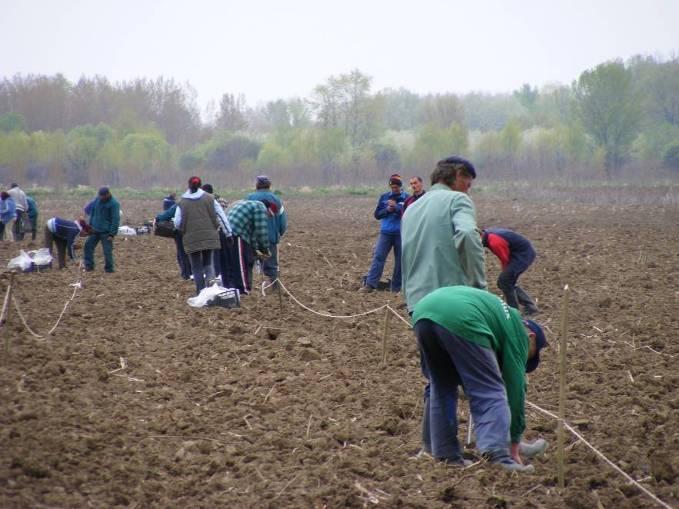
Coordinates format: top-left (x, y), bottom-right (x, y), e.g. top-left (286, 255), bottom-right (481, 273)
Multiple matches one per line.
top-left (498, 460), bottom-right (535, 473)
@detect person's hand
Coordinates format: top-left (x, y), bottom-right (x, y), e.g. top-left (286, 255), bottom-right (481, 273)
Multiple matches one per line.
top-left (387, 199), bottom-right (396, 207)
top-left (510, 442), bottom-right (523, 464)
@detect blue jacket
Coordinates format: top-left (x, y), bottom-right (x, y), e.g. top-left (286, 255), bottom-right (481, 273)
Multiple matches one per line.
top-left (26, 196), bottom-right (38, 220)
top-left (163, 195), bottom-right (176, 211)
top-left (48, 217), bottom-right (82, 259)
top-left (374, 190), bottom-right (408, 234)
top-left (156, 204), bottom-right (177, 223)
top-left (88, 197), bottom-right (120, 236)
top-left (246, 190), bottom-right (288, 245)
top-left (0, 197), bottom-right (16, 224)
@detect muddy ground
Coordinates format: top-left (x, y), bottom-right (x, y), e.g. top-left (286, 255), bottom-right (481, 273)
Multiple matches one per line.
top-left (0, 189), bottom-right (677, 508)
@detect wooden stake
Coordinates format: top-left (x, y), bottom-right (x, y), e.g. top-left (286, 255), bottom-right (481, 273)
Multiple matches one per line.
top-left (381, 306), bottom-right (391, 367)
top-left (557, 284), bottom-right (570, 490)
top-left (2, 272), bottom-right (15, 356)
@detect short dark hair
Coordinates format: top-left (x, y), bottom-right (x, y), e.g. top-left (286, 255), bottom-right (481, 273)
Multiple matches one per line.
top-left (201, 183), bottom-right (214, 194)
top-left (430, 156), bottom-right (476, 186)
top-left (410, 176), bottom-right (423, 183)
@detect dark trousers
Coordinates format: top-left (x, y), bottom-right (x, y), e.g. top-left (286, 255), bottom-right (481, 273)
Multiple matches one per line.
top-left (29, 216), bottom-right (38, 241)
top-left (44, 226), bottom-right (68, 269)
top-left (497, 257), bottom-right (537, 311)
top-left (14, 211), bottom-right (25, 241)
top-left (415, 319), bottom-right (512, 463)
top-left (84, 232), bottom-right (114, 272)
top-left (174, 233), bottom-right (192, 280)
top-left (262, 243), bottom-right (279, 280)
top-left (221, 236), bottom-right (255, 294)
top-left (188, 249), bottom-right (216, 294)
top-left (365, 232), bottom-right (401, 291)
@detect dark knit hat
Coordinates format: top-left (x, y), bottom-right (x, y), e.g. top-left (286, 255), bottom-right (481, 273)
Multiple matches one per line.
top-left (256, 175), bottom-right (271, 188)
top-left (437, 156), bottom-right (477, 179)
top-left (388, 174), bottom-right (402, 186)
top-left (201, 183), bottom-right (214, 194)
top-left (524, 319), bottom-right (547, 373)
top-left (98, 186), bottom-right (110, 196)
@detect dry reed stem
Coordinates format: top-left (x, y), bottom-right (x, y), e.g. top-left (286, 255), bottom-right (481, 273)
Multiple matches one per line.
top-left (305, 414), bottom-right (313, 439)
top-left (557, 284), bottom-right (570, 490)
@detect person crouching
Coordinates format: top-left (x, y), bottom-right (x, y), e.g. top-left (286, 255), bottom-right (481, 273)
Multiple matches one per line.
top-left (44, 217), bottom-right (92, 269)
top-left (412, 285), bottom-right (547, 471)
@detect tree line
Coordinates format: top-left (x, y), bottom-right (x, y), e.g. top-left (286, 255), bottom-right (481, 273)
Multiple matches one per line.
top-left (1, 55), bottom-right (678, 188)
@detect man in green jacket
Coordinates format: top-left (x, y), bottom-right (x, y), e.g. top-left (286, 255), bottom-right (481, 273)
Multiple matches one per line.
top-left (83, 187), bottom-right (120, 273)
top-left (413, 286), bottom-right (547, 471)
top-left (401, 156), bottom-right (486, 314)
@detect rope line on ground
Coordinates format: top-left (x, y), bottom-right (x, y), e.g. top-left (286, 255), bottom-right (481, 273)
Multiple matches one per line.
top-left (11, 280), bottom-right (82, 340)
top-left (262, 278), bottom-right (412, 326)
top-left (261, 277), bottom-right (670, 509)
top-left (525, 400), bottom-right (672, 509)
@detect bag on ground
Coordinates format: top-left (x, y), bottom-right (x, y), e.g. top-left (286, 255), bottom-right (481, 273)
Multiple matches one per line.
top-left (154, 220), bottom-right (175, 238)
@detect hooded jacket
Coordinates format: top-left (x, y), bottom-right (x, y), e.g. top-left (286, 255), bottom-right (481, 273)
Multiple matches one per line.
top-left (0, 197), bottom-right (16, 224)
top-left (174, 188), bottom-right (220, 254)
top-left (47, 217), bottom-right (83, 260)
top-left (246, 190), bottom-right (287, 245)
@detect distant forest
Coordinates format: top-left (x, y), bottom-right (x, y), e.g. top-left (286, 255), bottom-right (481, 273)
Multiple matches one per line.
top-left (1, 55), bottom-right (678, 188)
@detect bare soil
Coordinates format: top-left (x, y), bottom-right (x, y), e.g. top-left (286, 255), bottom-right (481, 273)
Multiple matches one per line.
top-left (0, 191), bottom-right (677, 508)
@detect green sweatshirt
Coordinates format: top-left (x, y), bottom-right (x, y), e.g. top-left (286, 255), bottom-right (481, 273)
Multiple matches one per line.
top-left (412, 285), bottom-right (529, 443)
top-left (401, 183), bottom-right (487, 313)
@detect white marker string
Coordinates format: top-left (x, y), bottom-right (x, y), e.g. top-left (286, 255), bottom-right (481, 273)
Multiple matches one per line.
top-left (526, 401), bottom-right (672, 509)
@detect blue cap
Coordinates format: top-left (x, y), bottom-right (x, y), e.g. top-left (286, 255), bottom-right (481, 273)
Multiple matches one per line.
top-left (524, 319), bottom-right (547, 373)
top-left (438, 155), bottom-right (476, 179)
top-left (98, 186), bottom-right (110, 196)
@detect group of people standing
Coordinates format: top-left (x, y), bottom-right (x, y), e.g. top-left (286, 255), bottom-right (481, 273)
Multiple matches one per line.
top-left (156, 175), bottom-right (287, 297)
top-left (0, 183), bottom-right (38, 242)
top-left (361, 156), bottom-right (547, 472)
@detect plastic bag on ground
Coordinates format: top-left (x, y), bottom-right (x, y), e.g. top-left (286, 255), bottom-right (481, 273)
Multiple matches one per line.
top-left (8, 250), bottom-right (34, 272)
top-left (187, 284), bottom-right (240, 308)
top-left (118, 225), bottom-right (137, 236)
top-left (30, 248), bottom-right (53, 267)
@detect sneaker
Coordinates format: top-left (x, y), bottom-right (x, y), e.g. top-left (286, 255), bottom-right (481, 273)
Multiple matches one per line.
top-left (497, 460), bottom-right (535, 473)
top-left (357, 285), bottom-right (375, 293)
top-left (519, 438), bottom-right (548, 458)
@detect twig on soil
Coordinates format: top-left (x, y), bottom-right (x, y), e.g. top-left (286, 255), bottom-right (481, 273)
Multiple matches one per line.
top-left (113, 374), bottom-right (144, 382)
top-left (627, 371), bottom-right (635, 383)
top-left (521, 484), bottom-right (543, 497)
top-left (263, 383), bottom-right (277, 403)
top-left (274, 472), bottom-right (302, 499)
top-left (305, 414), bottom-right (313, 439)
top-left (254, 466), bottom-right (267, 483)
top-left (108, 357), bottom-right (127, 374)
top-left (243, 415), bottom-right (253, 430)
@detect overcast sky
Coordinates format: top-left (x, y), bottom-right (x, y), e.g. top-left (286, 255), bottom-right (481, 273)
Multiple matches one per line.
top-left (2, 0), bottom-right (678, 111)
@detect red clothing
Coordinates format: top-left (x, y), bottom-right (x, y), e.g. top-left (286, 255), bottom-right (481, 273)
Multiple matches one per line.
top-left (402, 191), bottom-right (425, 214)
top-left (485, 233), bottom-right (511, 268)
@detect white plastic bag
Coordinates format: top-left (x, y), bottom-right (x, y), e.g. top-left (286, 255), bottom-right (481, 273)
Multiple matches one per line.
top-left (187, 285), bottom-right (225, 308)
top-left (118, 225), bottom-right (137, 236)
top-left (8, 250), bottom-right (34, 271)
top-left (30, 248), bottom-right (53, 267)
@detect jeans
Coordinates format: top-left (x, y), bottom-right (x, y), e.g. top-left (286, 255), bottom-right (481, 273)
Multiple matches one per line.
top-left (188, 249), bottom-right (216, 293)
top-left (497, 257), bottom-right (536, 311)
top-left (365, 232), bottom-right (401, 291)
top-left (262, 243), bottom-right (279, 280)
top-left (84, 232), bottom-right (114, 272)
top-left (174, 233), bottom-right (192, 280)
top-left (415, 319), bottom-right (511, 463)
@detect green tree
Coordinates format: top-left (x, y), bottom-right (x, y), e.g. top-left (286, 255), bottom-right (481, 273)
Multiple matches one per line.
top-left (574, 60), bottom-right (642, 176)
top-left (216, 93), bottom-right (248, 131)
top-left (0, 112), bottom-right (26, 132)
